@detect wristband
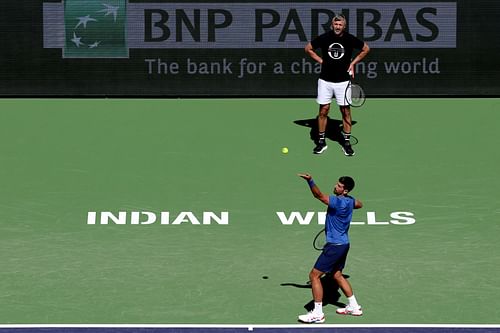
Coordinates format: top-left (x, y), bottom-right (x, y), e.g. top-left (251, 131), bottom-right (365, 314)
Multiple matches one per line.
top-left (307, 179), bottom-right (316, 188)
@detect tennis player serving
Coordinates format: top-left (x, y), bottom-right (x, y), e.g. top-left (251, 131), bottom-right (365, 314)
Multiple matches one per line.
top-left (297, 173), bottom-right (363, 324)
top-left (305, 14), bottom-right (370, 156)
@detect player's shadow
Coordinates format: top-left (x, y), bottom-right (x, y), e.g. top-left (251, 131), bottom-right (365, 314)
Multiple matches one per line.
top-left (280, 273), bottom-right (348, 310)
top-left (293, 117), bottom-right (358, 146)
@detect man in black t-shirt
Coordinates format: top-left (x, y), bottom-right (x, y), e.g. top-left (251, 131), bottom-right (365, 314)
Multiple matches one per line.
top-left (305, 14), bottom-right (370, 156)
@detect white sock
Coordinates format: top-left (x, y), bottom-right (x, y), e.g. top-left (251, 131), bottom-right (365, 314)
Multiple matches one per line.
top-left (348, 295), bottom-right (359, 308)
top-left (313, 302), bottom-right (323, 314)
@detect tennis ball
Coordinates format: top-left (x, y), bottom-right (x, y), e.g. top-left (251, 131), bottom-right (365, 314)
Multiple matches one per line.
top-left (282, 147), bottom-right (289, 154)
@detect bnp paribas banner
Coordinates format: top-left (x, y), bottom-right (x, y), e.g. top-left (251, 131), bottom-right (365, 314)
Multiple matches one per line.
top-left (63, 0), bottom-right (127, 58)
top-left (45, 1), bottom-right (457, 58)
top-left (10, 0), bottom-right (499, 96)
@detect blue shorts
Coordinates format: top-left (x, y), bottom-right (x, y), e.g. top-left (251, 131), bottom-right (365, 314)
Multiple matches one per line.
top-left (314, 243), bottom-right (350, 273)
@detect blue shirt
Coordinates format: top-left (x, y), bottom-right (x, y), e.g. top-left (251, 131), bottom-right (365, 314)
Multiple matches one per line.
top-left (325, 195), bottom-right (355, 244)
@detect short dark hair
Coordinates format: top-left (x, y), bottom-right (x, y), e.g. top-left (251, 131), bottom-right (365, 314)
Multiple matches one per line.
top-left (339, 176), bottom-right (355, 192)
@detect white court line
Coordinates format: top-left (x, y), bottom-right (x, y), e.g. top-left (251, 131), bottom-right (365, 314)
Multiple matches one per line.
top-left (1, 324), bottom-right (500, 328)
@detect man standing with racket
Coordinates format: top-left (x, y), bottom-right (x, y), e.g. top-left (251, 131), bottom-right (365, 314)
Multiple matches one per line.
top-left (297, 173), bottom-right (363, 323)
top-left (305, 14), bottom-right (370, 156)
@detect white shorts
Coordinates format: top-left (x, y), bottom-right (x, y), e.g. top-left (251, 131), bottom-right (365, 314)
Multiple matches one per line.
top-left (316, 79), bottom-right (349, 106)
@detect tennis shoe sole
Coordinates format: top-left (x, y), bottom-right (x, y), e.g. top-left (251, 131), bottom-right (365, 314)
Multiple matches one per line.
top-left (313, 145), bottom-right (328, 154)
top-left (298, 314), bottom-right (325, 324)
top-left (336, 307), bottom-right (363, 316)
top-left (341, 146), bottom-right (355, 156)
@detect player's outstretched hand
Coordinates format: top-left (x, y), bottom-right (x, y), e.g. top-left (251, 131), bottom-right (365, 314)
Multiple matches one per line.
top-left (298, 173), bottom-right (312, 180)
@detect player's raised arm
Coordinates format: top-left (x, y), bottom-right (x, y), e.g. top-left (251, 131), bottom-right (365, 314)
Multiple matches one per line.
top-left (298, 173), bottom-right (329, 205)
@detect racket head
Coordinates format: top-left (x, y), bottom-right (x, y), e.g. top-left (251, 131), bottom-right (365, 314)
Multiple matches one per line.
top-left (345, 82), bottom-right (366, 107)
top-left (312, 228), bottom-right (326, 251)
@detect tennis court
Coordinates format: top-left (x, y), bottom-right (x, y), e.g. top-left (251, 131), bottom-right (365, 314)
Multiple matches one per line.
top-left (1, 98), bottom-right (499, 326)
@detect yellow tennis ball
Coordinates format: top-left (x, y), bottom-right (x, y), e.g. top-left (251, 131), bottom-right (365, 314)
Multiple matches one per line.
top-left (282, 147), bottom-right (289, 154)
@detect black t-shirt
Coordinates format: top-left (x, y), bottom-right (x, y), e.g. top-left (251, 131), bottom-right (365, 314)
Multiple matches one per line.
top-left (311, 31), bottom-right (364, 83)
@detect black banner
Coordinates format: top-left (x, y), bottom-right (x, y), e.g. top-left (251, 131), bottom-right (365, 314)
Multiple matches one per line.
top-left (1, 0), bottom-right (498, 96)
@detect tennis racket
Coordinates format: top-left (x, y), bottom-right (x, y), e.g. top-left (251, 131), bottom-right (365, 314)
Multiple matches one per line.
top-left (312, 227), bottom-right (326, 251)
top-left (344, 80), bottom-right (366, 107)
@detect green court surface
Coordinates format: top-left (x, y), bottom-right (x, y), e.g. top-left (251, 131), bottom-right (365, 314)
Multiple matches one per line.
top-left (0, 98), bottom-right (499, 324)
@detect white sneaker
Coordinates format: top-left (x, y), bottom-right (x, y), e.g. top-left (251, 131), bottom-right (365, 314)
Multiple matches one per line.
top-left (336, 304), bottom-right (363, 316)
top-left (298, 311), bottom-right (325, 323)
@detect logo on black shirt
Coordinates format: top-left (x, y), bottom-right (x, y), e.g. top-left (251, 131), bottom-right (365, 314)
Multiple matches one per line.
top-left (328, 43), bottom-right (344, 60)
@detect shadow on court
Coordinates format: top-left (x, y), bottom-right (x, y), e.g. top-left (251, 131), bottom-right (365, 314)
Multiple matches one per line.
top-left (281, 273), bottom-right (348, 310)
top-left (294, 117), bottom-right (358, 146)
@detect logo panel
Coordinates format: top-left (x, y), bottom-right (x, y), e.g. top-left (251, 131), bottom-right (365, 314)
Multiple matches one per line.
top-left (328, 43), bottom-right (344, 59)
top-left (64, 0), bottom-right (128, 58)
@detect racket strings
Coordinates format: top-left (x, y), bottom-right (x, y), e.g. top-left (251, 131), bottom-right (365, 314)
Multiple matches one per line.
top-left (346, 83), bottom-right (366, 107)
top-left (351, 86), bottom-right (364, 101)
top-left (313, 228), bottom-right (326, 250)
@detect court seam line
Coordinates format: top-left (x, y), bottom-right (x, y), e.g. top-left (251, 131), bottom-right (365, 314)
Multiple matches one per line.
top-left (1, 324), bottom-right (500, 328)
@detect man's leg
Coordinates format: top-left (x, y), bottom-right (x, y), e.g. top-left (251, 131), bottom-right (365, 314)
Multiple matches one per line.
top-left (310, 268), bottom-right (324, 302)
top-left (298, 268), bottom-right (326, 323)
top-left (332, 269), bottom-right (353, 297)
top-left (339, 105), bottom-right (352, 134)
top-left (314, 104), bottom-right (330, 154)
top-left (332, 270), bottom-right (363, 316)
top-left (339, 106), bottom-right (355, 156)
